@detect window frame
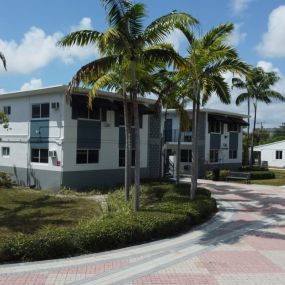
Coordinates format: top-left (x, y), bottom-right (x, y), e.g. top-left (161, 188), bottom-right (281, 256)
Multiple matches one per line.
top-left (209, 149), bottom-right (219, 163)
top-left (228, 123), bottom-right (239, 132)
top-left (2, 147), bottom-right (10, 157)
top-left (119, 149), bottom-right (135, 167)
top-left (77, 105), bottom-right (101, 121)
top-left (31, 148), bottom-right (49, 163)
top-left (3, 106), bottom-right (11, 115)
top-left (276, 150), bottom-right (283, 160)
top-left (76, 149), bottom-right (99, 164)
top-left (229, 149), bottom-right (238, 159)
top-left (31, 103), bottom-right (50, 119)
top-left (209, 120), bottom-right (221, 133)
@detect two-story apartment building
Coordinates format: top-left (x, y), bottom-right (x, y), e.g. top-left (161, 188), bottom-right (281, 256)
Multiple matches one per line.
top-left (0, 86), bottom-right (161, 190)
top-left (163, 108), bottom-right (248, 177)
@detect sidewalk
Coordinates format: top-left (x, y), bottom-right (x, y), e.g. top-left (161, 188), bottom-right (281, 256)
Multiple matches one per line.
top-left (0, 180), bottom-right (284, 285)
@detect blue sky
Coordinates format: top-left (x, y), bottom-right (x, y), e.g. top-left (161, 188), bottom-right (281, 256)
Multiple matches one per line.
top-left (0, 0), bottom-right (285, 126)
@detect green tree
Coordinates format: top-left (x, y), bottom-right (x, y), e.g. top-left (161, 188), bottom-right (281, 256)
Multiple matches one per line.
top-left (58, 0), bottom-right (198, 210)
top-left (234, 67), bottom-right (285, 167)
top-left (177, 23), bottom-right (249, 198)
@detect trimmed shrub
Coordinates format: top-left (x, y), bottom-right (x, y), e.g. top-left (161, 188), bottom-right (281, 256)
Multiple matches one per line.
top-left (205, 169), bottom-right (231, 181)
top-left (0, 172), bottom-right (13, 188)
top-left (240, 166), bottom-right (269, 172)
top-left (249, 171), bottom-right (275, 180)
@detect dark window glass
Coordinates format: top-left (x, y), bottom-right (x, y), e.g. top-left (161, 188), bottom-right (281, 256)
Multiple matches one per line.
top-left (228, 123), bottom-right (239, 132)
top-left (229, 149), bottom-right (237, 159)
top-left (31, 148), bottom-right (48, 163)
top-left (40, 149), bottom-right (48, 163)
top-left (3, 106), bottom-right (11, 115)
top-left (119, 112), bottom-right (125, 126)
top-left (88, 150), bottom-right (99, 163)
top-left (119, 149), bottom-right (135, 166)
top-left (209, 120), bottom-right (221, 133)
top-left (77, 150), bottom-right (88, 164)
top-left (77, 104), bottom-right (89, 119)
top-left (41, 103), bottom-right (50, 118)
top-left (181, 150), bottom-right (189, 162)
top-left (210, 149), bottom-right (219, 163)
top-left (276, 150), bottom-right (283, 160)
top-left (89, 107), bottom-right (100, 120)
top-left (2, 147), bottom-right (10, 156)
top-left (32, 104), bottom-right (41, 118)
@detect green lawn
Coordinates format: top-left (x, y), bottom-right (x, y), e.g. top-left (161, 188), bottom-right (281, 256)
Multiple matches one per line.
top-left (0, 188), bottom-right (103, 242)
top-left (251, 170), bottom-right (285, 186)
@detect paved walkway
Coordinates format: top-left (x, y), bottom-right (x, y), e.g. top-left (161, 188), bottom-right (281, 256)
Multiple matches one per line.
top-left (0, 180), bottom-right (285, 285)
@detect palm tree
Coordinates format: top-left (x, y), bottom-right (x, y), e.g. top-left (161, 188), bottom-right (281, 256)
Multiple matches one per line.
top-left (234, 67), bottom-right (285, 167)
top-left (177, 23), bottom-right (249, 198)
top-left (58, 0), bottom-right (198, 210)
top-left (0, 52), bottom-right (6, 70)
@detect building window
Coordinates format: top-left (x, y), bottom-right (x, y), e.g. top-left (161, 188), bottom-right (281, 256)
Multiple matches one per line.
top-left (2, 147), bottom-right (10, 157)
top-left (210, 149), bottom-right (219, 163)
top-left (3, 106), bottom-right (11, 115)
top-left (228, 123), bottom-right (239, 132)
top-left (31, 148), bottom-right (48, 163)
top-left (119, 149), bottom-right (135, 167)
top-left (32, 103), bottom-right (50, 118)
top-left (76, 149), bottom-right (99, 164)
top-left (181, 149), bottom-right (192, 162)
top-left (229, 149), bottom-right (238, 159)
top-left (276, 150), bottom-right (283, 160)
top-left (209, 120), bottom-right (221, 133)
top-left (78, 105), bottom-right (101, 120)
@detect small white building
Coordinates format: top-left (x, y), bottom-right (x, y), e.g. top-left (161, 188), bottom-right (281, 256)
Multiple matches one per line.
top-left (0, 85), bottom-right (161, 190)
top-left (253, 140), bottom-right (285, 168)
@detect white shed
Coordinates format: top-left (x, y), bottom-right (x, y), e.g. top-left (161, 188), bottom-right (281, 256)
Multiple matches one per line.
top-left (253, 140), bottom-right (285, 168)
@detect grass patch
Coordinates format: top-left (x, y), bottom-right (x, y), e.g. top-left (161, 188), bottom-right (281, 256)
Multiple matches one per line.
top-left (0, 182), bottom-right (216, 263)
top-left (0, 188), bottom-right (103, 243)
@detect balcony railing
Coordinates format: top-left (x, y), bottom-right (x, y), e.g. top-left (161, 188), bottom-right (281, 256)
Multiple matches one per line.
top-left (164, 129), bottom-right (192, 143)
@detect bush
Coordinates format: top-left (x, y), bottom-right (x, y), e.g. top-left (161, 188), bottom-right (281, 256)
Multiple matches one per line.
top-left (240, 166), bottom-right (269, 172)
top-left (0, 172), bottom-right (13, 188)
top-left (249, 171), bottom-right (275, 180)
top-left (205, 169), bottom-right (231, 181)
top-left (0, 184), bottom-right (217, 263)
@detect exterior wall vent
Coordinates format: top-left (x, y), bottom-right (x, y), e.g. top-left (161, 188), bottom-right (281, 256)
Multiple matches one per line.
top-left (49, 150), bottom-right (57, 158)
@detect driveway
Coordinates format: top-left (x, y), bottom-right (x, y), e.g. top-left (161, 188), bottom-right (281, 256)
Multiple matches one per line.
top-left (0, 180), bottom-right (285, 285)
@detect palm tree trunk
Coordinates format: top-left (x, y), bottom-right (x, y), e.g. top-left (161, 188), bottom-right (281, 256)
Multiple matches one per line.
top-left (250, 101), bottom-right (257, 168)
top-left (123, 92), bottom-right (131, 201)
top-left (247, 96), bottom-right (250, 165)
top-left (191, 85), bottom-right (200, 200)
top-left (131, 60), bottom-right (141, 211)
top-left (176, 117), bottom-right (182, 184)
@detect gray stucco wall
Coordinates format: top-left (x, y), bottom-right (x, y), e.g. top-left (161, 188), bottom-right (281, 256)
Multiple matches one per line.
top-left (0, 165), bottom-right (62, 191)
top-left (62, 168), bottom-right (150, 190)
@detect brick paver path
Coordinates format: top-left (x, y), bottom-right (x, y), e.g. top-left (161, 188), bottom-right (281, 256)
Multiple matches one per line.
top-left (0, 180), bottom-right (285, 285)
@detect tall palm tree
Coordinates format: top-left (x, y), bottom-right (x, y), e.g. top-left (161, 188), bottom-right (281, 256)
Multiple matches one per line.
top-left (0, 52), bottom-right (6, 70)
top-left (58, 0), bottom-right (198, 210)
top-left (233, 67), bottom-right (284, 167)
top-left (177, 23), bottom-right (249, 198)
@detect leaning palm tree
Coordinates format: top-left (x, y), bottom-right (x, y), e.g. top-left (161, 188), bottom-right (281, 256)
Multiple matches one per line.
top-left (58, 0), bottom-right (198, 210)
top-left (177, 23), bottom-right (249, 199)
top-left (233, 67), bottom-right (284, 167)
top-left (0, 52), bottom-right (6, 70)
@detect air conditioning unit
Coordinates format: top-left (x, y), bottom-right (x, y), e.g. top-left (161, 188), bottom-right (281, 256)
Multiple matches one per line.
top-left (49, 150), bottom-right (57, 158)
top-left (51, 102), bottom-right (60, 110)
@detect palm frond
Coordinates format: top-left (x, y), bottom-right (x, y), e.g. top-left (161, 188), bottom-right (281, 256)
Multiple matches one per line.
top-left (58, 30), bottom-right (101, 47)
top-left (232, 77), bottom-right (246, 89)
top-left (0, 52), bottom-right (7, 70)
top-left (236, 92), bottom-right (250, 105)
top-left (144, 12), bottom-right (198, 45)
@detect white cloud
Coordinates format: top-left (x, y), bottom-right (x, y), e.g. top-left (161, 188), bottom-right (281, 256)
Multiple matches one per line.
top-left (71, 17), bottom-right (93, 31)
top-left (257, 5), bottom-right (285, 57)
top-left (0, 17), bottom-right (98, 74)
top-left (228, 23), bottom-right (247, 46)
top-left (205, 63), bottom-right (285, 128)
top-left (20, 78), bottom-right (43, 91)
top-left (0, 88), bottom-right (6, 94)
top-left (231, 0), bottom-right (252, 14)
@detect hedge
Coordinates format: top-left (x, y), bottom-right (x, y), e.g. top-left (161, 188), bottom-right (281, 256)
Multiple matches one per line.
top-left (249, 171), bottom-right (275, 180)
top-left (0, 185), bottom-right (217, 263)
